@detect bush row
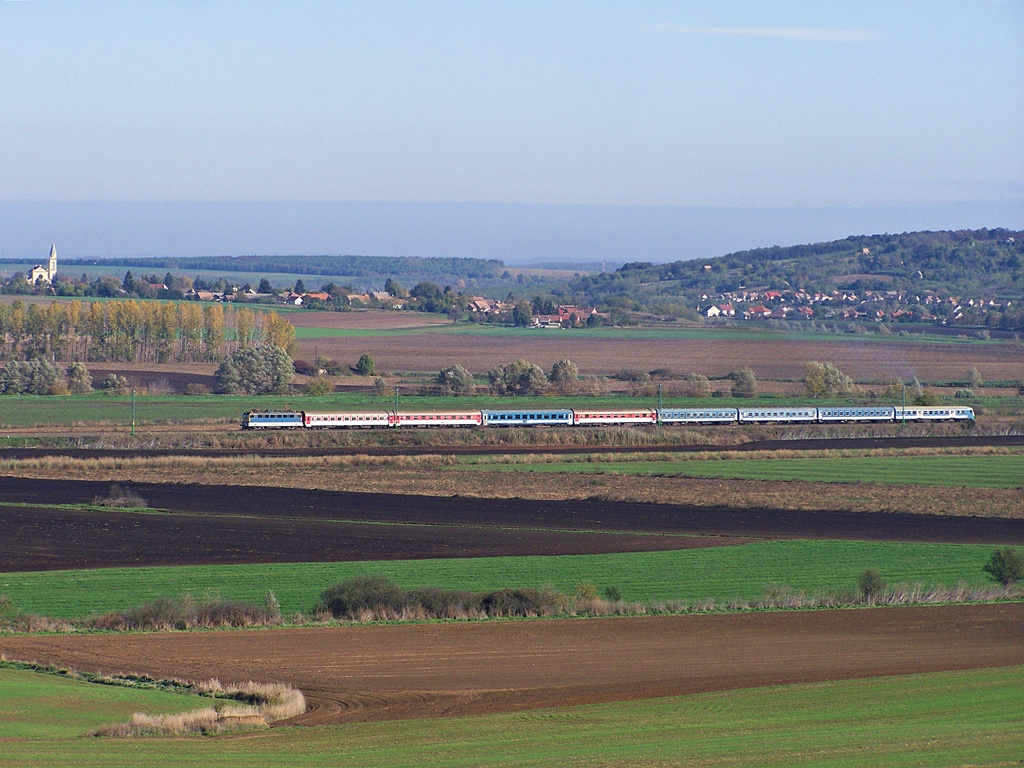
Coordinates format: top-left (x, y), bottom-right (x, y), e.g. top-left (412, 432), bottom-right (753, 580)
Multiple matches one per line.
top-left (316, 576), bottom-right (567, 620)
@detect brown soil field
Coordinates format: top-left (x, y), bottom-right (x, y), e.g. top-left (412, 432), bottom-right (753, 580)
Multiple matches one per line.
top-left (288, 310), bottom-right (453, 331)
top-left (2, 476), bottom-right (1022, 573)
top-left (296, 328), bottom-right (1024, 382)
top-left (3, 604), bottom-right (1022, 724)
top-left (4, 453), bottom-right (1022, 519)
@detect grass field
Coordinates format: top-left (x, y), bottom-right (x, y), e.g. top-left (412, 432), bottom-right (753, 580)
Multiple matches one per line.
top-left (0, 667), bottom-right (209, 741)
top-left (0, 540), bottom-right (1001, 618)
top-left (0, 664), bottom-right (1020, 767)
top-left (461, 452), bottom-right (1024, 488)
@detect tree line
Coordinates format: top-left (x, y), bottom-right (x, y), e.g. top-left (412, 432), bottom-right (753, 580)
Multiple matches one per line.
top-left (0, 300), bottom-right (295, 364)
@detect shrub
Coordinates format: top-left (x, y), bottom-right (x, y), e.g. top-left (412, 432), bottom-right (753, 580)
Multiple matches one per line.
top-left (92, 596), bottom-right (280, 631)
top-left (184, 383), bottom-right (210, 395)
top-left (302, 376), bottom-right (333, 396)
top-left (857, 569), bottom-right (886, 600)
top-left (488, 359), bottom-right (548, 396)
top-left (93, 484), bottom-right (147, 508)
top-left (480, 587), bottom-right (564, 617)
top-left (67, 362), bottom-right (93, 394)
top-left (436, 364), bottom-right (475, 396)
top-left (683, 373), bottom-right (711, 398)
top-left (318, 576), bottom-right (406, 618)
top-left (982, 547), bottom-right (1024, 586)
top-left (575, 581), bottom-right (599, 601)
top-left (729, 367), bottom-right (757, 398)
top-left (603, 586), bottom-right (622, 602)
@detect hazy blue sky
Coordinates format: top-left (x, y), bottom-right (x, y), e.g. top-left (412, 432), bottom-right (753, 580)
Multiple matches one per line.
top-left (1, 1), bottom-right (1021, 261)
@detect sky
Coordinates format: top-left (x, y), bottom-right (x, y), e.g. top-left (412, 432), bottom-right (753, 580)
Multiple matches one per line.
top-left (0, 1), bottom-right (1021, 263)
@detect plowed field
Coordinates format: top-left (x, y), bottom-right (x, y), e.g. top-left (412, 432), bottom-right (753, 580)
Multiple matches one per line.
top-left (3, 604), bottom-right (1021, 724)
top-left (297, 329), bottom-right (1024, 381)
top-left (3, 476), bottom-right (1023, 572)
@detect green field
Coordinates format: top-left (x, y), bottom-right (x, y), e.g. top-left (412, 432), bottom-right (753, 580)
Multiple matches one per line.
top-left (0, 667), bottom-right (209, 741)
top-left (462, 452), bottom-right (1024, 488)
top-left (0, 540), bottom-right (1000, 619)
top-left (1, 664), bottom-right (1021, 767)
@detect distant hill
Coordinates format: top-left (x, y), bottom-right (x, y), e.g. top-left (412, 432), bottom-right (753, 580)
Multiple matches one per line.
top-left (559, 229), bottom-right (1024, 312)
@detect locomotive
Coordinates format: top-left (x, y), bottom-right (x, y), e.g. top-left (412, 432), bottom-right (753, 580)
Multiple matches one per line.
top-left (242, 404), bottom-right (975, 429)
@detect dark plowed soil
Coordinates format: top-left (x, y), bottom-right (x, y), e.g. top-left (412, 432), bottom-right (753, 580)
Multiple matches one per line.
top-left (2, 476), bottom-right (1022, 572)
top-left (0, 502), bottom-right (738, 572)
top-left (3, 603), bottom-right (1021, 724)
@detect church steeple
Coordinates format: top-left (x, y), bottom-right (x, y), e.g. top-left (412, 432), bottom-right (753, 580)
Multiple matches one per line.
top-left (48, 243), bottom-right (57, 281)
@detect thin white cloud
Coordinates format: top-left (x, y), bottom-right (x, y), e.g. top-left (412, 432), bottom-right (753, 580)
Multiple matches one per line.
top-left (648, 24), bottom-right (882, 42)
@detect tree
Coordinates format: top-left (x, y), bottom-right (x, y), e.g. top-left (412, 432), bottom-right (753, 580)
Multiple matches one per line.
top-left (729, 367), bottom-right (757, 398)
top-left (0, 359), bottom-right (66, 395)
top-left (982, 547), bottom-right (1024, 586)
top-left (215, 343), bottom-right (294, 395)
top-left (803, 361), bottom-right (855, 398)
top-left (436, 364), bottom-right (475, 396)
top-left (512, 301), bottom-right (533, 328)
top-left (355, 353), bottom-right (376, 376)
top-left (488, 359), bottom-right (548, 396)
top-left (293, 279), bottom-right (306, 294)
top-left (263, 311), bottom-right (297, 357)
top-left (968, 367), bottom-right (984, 389)
top-left (549, 359), bottom-right (579, 394)
top-left (383, 278), bottom-right (407, 298)
top-left (257, 278), bottom-right (273, 294)
top-left (67, 362), bottom-right (93, 394)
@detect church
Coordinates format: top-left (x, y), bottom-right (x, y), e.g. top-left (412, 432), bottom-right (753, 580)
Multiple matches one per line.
top-left (29, 244), bottom-right (57, 284)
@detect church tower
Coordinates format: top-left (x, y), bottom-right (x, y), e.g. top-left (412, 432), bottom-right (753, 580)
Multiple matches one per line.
top-left (47, 243), bottom-right (57, 282)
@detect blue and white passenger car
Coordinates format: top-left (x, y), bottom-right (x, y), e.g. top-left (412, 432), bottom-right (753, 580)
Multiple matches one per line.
top-left (481, 409), bottom-right (574, 427)
top-left (817, 406), bottom-right (897, 423)
top-left (737, 406), bottom-right (817, 423)
top-left (658, 407), bottom-right (739, 424)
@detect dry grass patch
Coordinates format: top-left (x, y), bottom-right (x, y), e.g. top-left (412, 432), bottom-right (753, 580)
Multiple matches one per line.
top-left (94, 679), bottom-right (305, 737)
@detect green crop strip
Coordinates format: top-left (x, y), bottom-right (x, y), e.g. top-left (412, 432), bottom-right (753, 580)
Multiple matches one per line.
top-left (0, 665), bottom-right (1021, 766)
top-left (0, 540), bottom-right (1000, 619)
top-left (457, 453), bottom-right (1024, 488)
top-left (0, 667), bottom-right (209, 742)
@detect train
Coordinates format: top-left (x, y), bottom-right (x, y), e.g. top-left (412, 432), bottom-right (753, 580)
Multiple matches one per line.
top-left (242, 404), bottom-right (975, 429)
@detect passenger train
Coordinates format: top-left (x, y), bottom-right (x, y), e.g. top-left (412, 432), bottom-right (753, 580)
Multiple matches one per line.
top-left (242, 404), bottom-right (974, 429)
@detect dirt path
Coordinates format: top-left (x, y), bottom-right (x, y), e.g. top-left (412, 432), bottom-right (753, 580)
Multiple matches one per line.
top-left (3, 604), bottom-right (1022, 724)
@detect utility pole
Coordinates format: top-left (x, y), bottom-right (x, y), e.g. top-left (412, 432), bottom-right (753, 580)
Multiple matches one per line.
top-left (657, 383), bottom-right (663, 425)
top-left (131, 388), bottom-right (136, 436)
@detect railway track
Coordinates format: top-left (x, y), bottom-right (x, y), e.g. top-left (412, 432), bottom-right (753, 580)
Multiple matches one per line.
top-left (1, 434), bottom-right (1022, 460)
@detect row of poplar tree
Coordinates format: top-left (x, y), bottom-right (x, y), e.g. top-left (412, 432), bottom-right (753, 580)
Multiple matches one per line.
top-left (0, 300), bottom-right (295, 364)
